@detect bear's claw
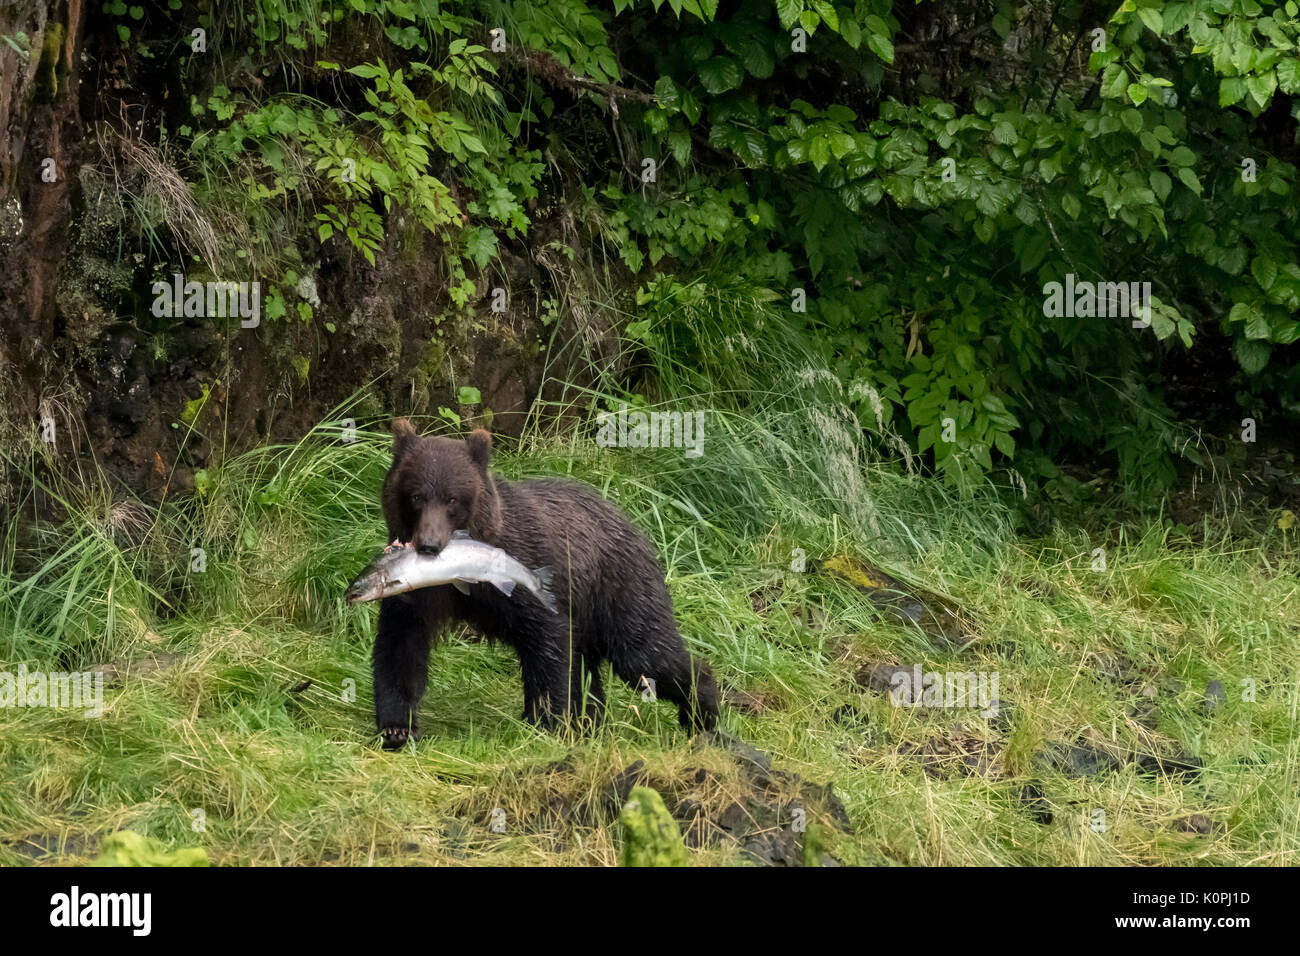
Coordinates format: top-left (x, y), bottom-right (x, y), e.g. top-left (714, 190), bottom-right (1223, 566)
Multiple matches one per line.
top-left (379, 726), bottom-right (417, 749)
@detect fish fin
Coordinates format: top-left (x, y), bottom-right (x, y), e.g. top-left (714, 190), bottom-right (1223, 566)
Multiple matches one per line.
top-left (492, 578), bottom-right (516, 597)
top-left (533, 566), bottom-right (559, 613)
top-left (452, 580), bottom-right (472, 596)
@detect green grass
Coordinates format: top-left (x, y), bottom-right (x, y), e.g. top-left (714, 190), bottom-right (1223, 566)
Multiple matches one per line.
top-left (2, 406), bottom-right (1297, 864)
top-left (1, 279), bottom-right (1297, 865)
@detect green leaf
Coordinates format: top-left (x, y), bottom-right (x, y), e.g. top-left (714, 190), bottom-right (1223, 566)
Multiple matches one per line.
top-left (1219, 76), bottom-right (1246, 107)
top-left (776, 0), bottom-right (802, 30)
top-left (992, 120), bottom-right (1017, 144)
top-left (1219, 245), bottom-right (1246, 276)
top-left (741, 38), bottom-right (775, 77)
top-left (464, 227), bottom-right (497, 269)
top-left (1148, 169), bottom-right (1172, 201)
top-left (1150, 309), bottom-right (1175, 340)
top-left (1231, 301), bottom-right (1269, 339)
top-left (1127, 83), bottom-right (1148, 105)
top-left (812, 0), bottom-right (838, 31)
top-left (1137, 8), bottom-right (1163, 34)
top-left (654, 76), bottom-right (680, 110)
top-left (1252, 254), bottom-right (1277, 291)
top-left (808, 135), bottom-right (830, 171)
top-left (1177, 167), bottom-right (1201, 194)
top-left (840, 16), bottom-right (861, 49)
top-left (829, 131), bottom-right (856, 159)
top-left (266, 290), bottom-right (286, 322)
top-left (866, 30), bottom-right (894, 64)
top-left (993, 429), bottom-right (1015, 459)
top-left (1246, 307), bottom-right (1271, 340)
top-left (668, 128), bottom-right (692, 166)
top-left (1100, 65), bottom-right (1129, 99)
top-left (1278, 58), bottom-right (1300, 94)
top-left (1018, 232), bottom-right (1048, 273)
top-left (1164, 2), bottom-right (1194, 32)
top-left (1234, 337), bottom-right (1271, 374)
top-left (1247, 70), bottom-right (1278, 108)
top-left (698, 56), bottom-right (743, 93)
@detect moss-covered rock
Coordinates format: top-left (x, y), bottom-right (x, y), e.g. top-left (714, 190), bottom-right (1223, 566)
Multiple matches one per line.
top-left (90, 830), bottom-right (209, 867)
top-left (618, 786), bottom-right (688, 867)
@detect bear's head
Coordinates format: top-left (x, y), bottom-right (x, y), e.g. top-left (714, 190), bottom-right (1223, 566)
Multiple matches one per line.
top-left (383, 419), bottom-right (502, 554)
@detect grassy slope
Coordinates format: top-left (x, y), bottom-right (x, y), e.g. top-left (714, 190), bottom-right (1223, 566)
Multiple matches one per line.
top-left (1, 392), bottom-right (1297, 866)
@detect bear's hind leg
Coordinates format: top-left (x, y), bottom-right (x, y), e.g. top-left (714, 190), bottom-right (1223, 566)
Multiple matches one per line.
top-left (610, 638), bottom-right (720, 733)
top-left (654, 655), bottom-right (720, 732)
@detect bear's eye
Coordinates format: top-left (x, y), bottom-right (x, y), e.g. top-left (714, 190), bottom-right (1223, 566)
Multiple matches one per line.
top-left (447, 496), bottom-right (458, 506)
top-left (410, 493), bottom-right (425, 506)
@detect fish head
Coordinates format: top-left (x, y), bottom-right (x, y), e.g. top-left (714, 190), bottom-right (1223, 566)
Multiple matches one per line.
top-left (344, 572), bottom-right (381, 604)
top-left (345, 558), bottom-right (402, 604)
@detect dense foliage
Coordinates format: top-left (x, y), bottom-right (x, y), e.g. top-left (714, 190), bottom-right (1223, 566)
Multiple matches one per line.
top-left (108, 0), bottom-right (1300, 497)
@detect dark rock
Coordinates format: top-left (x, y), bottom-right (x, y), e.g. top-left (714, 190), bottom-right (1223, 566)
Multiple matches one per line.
top-left (703, 730), bottom-right (772, 774)
top-left (832, 703), bottom-right (868, 727)
top-left (717, 801), bottom-right (749, 832)
top-left (1136, 750), bottom-right (1202, 780)
top-left (1204, 679), bottom-right (1226, 713)
top-left (603, 759), bottom-right (649, 814)
top-left (856, 662), bottom-right (911, 694)
top-left (1173, 814), bottom-right (1216, 834)
top-left (741, 829), bottom-right (802, 867)
top-left (1041, 740), bottom-right (1124, 777)
top-left (1018, 782), bottom-right (1054, 825)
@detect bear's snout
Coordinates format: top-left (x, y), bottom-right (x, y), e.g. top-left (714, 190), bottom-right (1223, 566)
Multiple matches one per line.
top-left (411, 505), bottom-right (453, 557)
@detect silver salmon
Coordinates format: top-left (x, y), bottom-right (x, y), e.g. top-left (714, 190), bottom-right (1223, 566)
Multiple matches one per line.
top-left (345, 532), bottom-right (558, 612)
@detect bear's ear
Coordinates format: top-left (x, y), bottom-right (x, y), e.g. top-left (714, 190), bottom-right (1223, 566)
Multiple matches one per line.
top-left (466, 429), bottom-right (492, 472)
top-left (392, 418), bottom-right (419, 463)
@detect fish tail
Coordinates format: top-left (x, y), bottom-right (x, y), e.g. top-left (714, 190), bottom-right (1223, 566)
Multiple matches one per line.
top-left (533, 566), bottom-right (558, 613)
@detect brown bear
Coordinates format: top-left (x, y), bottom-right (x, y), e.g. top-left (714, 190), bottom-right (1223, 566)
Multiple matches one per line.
top-left (372, 420), bottom-right (720, 748)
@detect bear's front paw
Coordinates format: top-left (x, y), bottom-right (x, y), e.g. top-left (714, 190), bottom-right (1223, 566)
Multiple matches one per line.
top-left (378, 726), bottom-right (417, 749)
